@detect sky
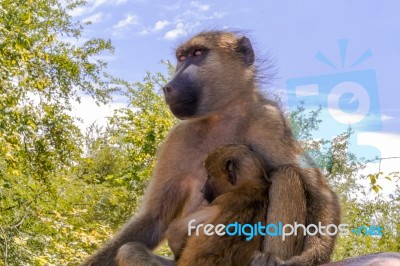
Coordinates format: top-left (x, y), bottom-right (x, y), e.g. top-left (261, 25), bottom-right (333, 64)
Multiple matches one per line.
top-left (67, 0), bottom-right (400, 185)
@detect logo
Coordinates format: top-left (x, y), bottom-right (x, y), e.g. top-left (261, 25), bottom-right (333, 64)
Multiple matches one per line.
top-left (286, 39), bottom-right (382, 160)
top-left (187, 219), bottom-right (383, 241)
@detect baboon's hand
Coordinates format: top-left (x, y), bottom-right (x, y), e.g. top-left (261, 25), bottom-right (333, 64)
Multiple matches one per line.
top-left (251, 251), bottom-right (285, 266)
top-left (166, 223), bottom-right (185, 257)
top-left (116, 242), bottom-right (175, 266)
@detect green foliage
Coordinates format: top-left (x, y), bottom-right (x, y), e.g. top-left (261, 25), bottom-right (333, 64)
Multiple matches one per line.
top-left (106, 72), bottom-right (176, 187)
top-left (0, 0), bottom-right (115, 104)
top-left (0, 2), bottom-right (175, 261)
top-left (76, 72), bottom-right (176, 229)
top-left (367, 170), bottom-right (399, 193)
top-left (0, 0), bottom-right (117, 264)
top-left (290, 104), bottom-right (400, 260)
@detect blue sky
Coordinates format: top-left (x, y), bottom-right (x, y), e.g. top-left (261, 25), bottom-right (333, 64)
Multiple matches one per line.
top-left (68, 0), bottom-right (400, 175)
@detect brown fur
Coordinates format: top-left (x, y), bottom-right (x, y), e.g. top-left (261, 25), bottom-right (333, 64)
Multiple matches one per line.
top-left (82, 31), bottom-right (341, 266)
top-left (166, 144), bottom-right (269, 266)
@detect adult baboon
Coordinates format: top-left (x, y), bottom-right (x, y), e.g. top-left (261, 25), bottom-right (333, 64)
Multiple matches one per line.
top-left (166, 144), bottom-right (270, 265)
top-left (82, 30), bottom-right (341, 266)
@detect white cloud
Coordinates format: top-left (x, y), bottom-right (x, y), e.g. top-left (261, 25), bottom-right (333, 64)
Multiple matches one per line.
top-left (163, 3), bottom-right (181, 11)
top-left (137, 1), bottom-right (224, 39)
top-left (358, 132), bottom-right (400, 160)
top-left (86, 0), bottom-right (127, 9)
top-left (154, 20), bottom-right (169, 32)
top-left (211, 11), bottom-right (227, 19)
top-left (58, 35), bottom-right (89, 46)
top-left (138, 20), bottom-right (170, 35)
top-left (295, 84), bottom-right (319, 97)
top-left (113, 14), bottom-right (138, 29)
top-left (357, 132), bottom-right (400, 198)
top-left (82, 12), bottom-right (104, 24)
top-left (68, 6), bottom-right (87, 17)
top-left (381, 114), bottom-right (394, 121)
top-left (138, 29), bottom-right (150, 35)
top-left (158, 2), bottom-right (225, 39)
top-left (113, 14), bottom-right (139, 37)
top-left (164, 23), bottom-right (186, 41)
top-left (190, 1), bottom-right (210, 12)
top-left (67, 0), bottom-right (128, 17)
top-left (69, 95), bottom-right (126, 133)
top-left (91, 0), bottom-right (108, 9)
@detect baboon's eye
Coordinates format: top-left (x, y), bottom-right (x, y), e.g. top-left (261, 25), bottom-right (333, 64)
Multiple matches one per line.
top-left (193, 49), bottom-right (203, 56)
top-left (178, 55), bottom-right (186, 62)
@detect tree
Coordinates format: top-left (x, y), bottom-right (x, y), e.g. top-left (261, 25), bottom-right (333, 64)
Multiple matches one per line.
top-left (76, 72), bottom-right (176, 258)
top-left (0, 0), bottom-right (115, 264)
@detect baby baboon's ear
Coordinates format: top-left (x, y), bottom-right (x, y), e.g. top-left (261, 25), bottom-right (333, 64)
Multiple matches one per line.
top-left (226, 159), bottom-right (238, 185)
top-left (262, 167), bottom-right (272, 184)
top-left (236, 36), bottom-right (255, 66)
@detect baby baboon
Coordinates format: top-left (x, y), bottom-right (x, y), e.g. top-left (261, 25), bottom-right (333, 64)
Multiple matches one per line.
top-left (82, 31), bottom-right (341, 266)
top-left (166, 144), bottom-right (270, 266)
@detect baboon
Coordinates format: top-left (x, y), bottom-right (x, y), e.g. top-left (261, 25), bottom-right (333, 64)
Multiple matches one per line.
top-left (82, 30), bottom-right (341, 266)
top-left (166, 144), bottom-right (270, 265)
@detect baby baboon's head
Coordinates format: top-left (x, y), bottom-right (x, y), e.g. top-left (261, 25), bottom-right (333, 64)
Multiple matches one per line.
top-left (203, 144), bottom-right (267, 202)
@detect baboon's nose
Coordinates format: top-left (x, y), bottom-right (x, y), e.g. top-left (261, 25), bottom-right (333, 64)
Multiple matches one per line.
top-left (163, 85), bottom-right (173, 94)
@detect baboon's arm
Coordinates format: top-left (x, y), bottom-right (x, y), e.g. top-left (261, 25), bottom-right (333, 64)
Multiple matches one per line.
top-left (166, 205), bottom-right (220, 258)
top-left (285, 167), bottom-right (341, 266)
top-left (252, 165), bottom-right (340, 266)
top-left (262, 166), bottom-right (307, 262)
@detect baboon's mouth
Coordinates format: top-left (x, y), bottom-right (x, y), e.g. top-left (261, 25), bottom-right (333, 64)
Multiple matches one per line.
top-left (169, 100), bottom-right (195, 107)
top-left (167, 99), bottom-right (199, 119)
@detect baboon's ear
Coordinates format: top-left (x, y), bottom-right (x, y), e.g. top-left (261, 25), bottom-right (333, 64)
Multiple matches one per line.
top-left (226, 159), bottom-right (237, 185)
top-left (237, 37), bottom-right (255, 66)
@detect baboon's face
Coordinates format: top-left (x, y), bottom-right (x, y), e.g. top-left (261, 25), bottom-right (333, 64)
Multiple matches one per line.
top-left (203, 144), bottom-right (265, 202)
top-left (163, 31), bottom-right (255, 119)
